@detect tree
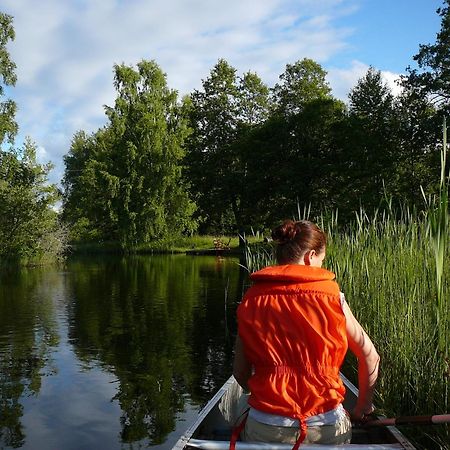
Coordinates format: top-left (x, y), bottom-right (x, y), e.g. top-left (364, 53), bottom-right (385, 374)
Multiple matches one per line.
top-left (335, 68), bottom-right (400, 211)
top-left (403, 0), bottom-right (450, 112)
top-left (186, 59), bottom-right (240, 234)
top-left (62, 129), bottom-right (119, 242)
top-left (0, 14), bottom-right (65, 263)
top-left (63, 60), bottom-right (197, 245)
top-left (238, 71), bottom-right (271, 125)
top-left (254, 59), bottom-right (345, 221)
top-left (185, 60), bottom-right (271, 234)
top-left (0, 139), bottom-right (62, 261)
top-left (272, 58), bottom-right (333, 116)
top-left (393, 90), bottom-right (441, 204)
top-left (0, 12), bottom-right (17, 144)
top-left (107, 60), bottom-right (197, 245)
top-left (349, 67), bottom-right (394, 121)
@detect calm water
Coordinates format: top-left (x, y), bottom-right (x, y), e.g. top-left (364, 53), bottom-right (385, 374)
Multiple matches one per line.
top-left (0, 254), bottom-right (247, 450)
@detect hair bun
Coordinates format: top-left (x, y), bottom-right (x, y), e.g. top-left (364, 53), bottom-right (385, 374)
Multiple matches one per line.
top-left (271, 220), bottom-right (300, 243)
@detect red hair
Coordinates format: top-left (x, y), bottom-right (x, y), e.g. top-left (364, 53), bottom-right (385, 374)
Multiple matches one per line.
top-left (271, 219), bottom-right (327, 264)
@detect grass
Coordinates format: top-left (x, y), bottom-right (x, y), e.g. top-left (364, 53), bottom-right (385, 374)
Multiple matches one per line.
top-left (69, 235), bottom-right (262, 255)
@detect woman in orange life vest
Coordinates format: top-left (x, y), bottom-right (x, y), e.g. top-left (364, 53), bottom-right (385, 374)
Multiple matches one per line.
top-left (233, 219), bottom-right (380, 446)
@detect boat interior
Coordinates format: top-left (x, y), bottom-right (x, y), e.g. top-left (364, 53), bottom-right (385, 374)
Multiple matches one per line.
top-left (176, 375), bottom-right (416, 450)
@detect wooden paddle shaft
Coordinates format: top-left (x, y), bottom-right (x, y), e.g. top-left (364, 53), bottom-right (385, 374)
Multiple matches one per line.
top-left (365, 414), bottom-right (450, 427)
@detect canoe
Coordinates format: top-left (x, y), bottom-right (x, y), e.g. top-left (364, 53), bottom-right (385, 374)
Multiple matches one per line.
top-left (173, 373), bottom-right (416, 450)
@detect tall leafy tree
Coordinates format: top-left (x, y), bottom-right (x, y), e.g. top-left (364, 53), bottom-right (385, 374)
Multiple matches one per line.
top-left (186, 59), bottom-right (271, 234)
top-left (186, 59), bottom-right (240, 234)
top-left (62, 129), bottom-right (118, 242)
top-left (263, 59), bottom-right (344, 219)
top-left (403, 0), bottom-right (450, 112)
top-left (393, 90), bottom-right (441, 204)
top-left (0, 139), bottom-right (61, 261)
top-left (286, 98), bottom-right (347, 214)
top-left (0, 12), bottom-right (17, 145)
top-left (107, 60), bottom-right (197, 245)
top-left (63, 60), bottom-right (197, 245)
top-left (0, 15), bottom-right (63, 263)
top-left (272, 58), bottom-right (332, 116)
top-left (336, 67), bottom-right (400, 211)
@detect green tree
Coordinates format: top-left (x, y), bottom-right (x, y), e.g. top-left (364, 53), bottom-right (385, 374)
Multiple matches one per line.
top-left (0, 13), bottom-right (65, 263)
top-left (272, 58), bottom-right (333, 116)
top-left (186, 59), bottom-right (240, 234)
top-left (251, 59), bottom-right (345, 222)
top-left (0, 12), bottom-right (17, 145)
top-left (63, 60), bottom-right (197, 246)
top-left (393, 90), bottom-right (441, 204)
top-left (62, 129), bottom-right (119, 242)
top-left (403, 0), bottom-right (450, 112)
top-left (186, 60), bottom-right (271, 234)
top-left (335, 68), bottom-right (400, 212)
top-left (0, 139), bottom-right (62, 262)
top-left (108, 60), bottom-right (197, 245)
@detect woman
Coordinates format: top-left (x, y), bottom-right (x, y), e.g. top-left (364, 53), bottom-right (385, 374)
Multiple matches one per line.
top-left (233, 219), bottom-right (380, 447)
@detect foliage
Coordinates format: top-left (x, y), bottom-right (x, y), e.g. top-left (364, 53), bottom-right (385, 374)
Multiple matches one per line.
top-left (333, 68), bottom-right (400, 214)
top-left (185, 59), bottom-right (272, 235)
top-left (0, 12), bottom-right (17, 145)
top-left (63, 60), bottom-right (198, 246)
top-left (272, 58), bottom-right (333, 116)
top-left (0, 139), bottom-right (65, 263)
top-left (0, 13), bottom-right (66, 265)
top-left (393, 89), bottom-right (441, 204)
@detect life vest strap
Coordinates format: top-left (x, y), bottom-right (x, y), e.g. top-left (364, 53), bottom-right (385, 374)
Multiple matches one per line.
top-left (229, 410), bottom-right (307, 450)
top-left (229, 408), bottom-right (249, 450)
top-left (292, 418), bottom-right (307, 450)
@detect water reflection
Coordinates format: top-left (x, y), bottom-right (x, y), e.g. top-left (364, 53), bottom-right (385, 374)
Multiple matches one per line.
top-left (0, 255), bottom-right (246, 449)
top-left (0, 268), bottom-right (60, 448)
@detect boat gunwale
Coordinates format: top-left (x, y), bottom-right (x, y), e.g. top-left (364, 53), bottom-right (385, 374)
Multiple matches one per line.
top-left (172, 377), bottom-right (237, 450)
top-left (173, 374), bottom-right (417, 450)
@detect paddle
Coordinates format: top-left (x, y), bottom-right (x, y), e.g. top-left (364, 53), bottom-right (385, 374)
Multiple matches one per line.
top-left (362, 413), bottom-right (450, 427)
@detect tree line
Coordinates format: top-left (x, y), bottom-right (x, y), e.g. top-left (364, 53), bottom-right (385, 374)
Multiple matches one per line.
top-left (0, 13), bottom-right (65, 263)
top-left (2, 1), bottom-right (450, 258)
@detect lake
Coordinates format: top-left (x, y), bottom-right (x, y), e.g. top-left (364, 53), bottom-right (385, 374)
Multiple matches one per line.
top-left (0, 254), bottom-right (247, 450)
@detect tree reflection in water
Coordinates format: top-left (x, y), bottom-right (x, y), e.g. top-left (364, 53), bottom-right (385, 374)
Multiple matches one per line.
top-left (0, 268), bottom-right (59, 448)
top-left (65, 254), bottom-right (246, 446)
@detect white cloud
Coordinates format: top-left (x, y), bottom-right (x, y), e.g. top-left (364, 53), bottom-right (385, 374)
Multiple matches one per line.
top-left (380, 70), bottom-right (403, 97)
top-left (36, 145), bottom-right (48, 163)
top-left (4, 0), bottom-right (361, 185)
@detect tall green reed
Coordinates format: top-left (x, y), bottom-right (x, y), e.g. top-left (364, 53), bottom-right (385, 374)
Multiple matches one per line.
top-left (421, 117), bottom-right (449, 355)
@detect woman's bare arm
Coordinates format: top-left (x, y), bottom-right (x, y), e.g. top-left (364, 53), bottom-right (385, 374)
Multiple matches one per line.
top-left (343, 300), bottom-right (380, 420)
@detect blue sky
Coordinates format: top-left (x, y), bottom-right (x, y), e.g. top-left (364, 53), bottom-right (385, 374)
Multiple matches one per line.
top-left (1, 0), bottom-right (444, 185)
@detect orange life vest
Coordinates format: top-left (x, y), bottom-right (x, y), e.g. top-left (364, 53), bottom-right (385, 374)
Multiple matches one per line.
top-left (237, 264), bottom-right (348, 425)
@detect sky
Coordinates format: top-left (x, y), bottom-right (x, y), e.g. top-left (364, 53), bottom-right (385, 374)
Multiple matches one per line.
top-left (1, 0), bottom-right (444, 186)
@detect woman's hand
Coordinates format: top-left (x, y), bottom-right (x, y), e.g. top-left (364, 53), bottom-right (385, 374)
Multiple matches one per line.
top-left (351, 404), bottom-right (375, 423)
